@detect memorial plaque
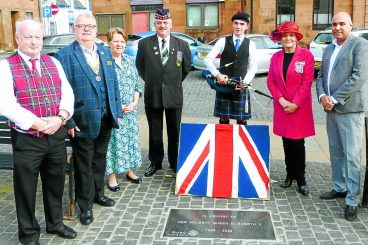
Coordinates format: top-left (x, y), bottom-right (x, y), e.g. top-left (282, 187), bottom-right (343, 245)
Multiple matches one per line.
top-left (163, 209), bottom-right (275, 240)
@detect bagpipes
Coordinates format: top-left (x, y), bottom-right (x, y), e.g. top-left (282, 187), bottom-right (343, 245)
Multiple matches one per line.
top-left (202, 70), bottom-right (242, 94)
top-left (202, 70), bottom-right (273, 99)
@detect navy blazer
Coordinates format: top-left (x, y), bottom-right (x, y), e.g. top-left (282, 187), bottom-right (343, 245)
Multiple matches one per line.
top-left (136, 34), bottom-right (191, 108)
top-left (55, 41), bottom-right (122, 139)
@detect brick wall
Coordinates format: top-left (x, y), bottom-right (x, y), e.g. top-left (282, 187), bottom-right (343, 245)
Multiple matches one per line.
top-left (91, 0), bottom-right (368, 46)
top-left (0, 0), bottom-right (40, 49)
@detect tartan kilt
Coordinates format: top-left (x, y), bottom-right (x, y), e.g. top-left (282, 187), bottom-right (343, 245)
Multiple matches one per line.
top-left (213, 88), bottom-right (251, 120)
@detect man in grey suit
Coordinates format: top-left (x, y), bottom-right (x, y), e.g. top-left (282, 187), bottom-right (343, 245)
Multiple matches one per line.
top-left (317, 12), bottom-right (368, 221)
top-left (136, 8), bottom-right (191, 177)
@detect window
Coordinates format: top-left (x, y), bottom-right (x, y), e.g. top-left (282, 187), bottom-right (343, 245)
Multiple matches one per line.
top-left (187, 3), bottom-right (218, 28)
top-left (96, 14), bottom-right (125, 35)
top-left (276, 0), bottom-right (295, 25)
top-left (313, 0), bottom-right (333, 29)
top-left (25, 12), bottom-right (33, 20)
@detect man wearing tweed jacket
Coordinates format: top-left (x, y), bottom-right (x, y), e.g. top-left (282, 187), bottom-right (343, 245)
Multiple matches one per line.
top-left (55, 13), bottom-right (122, 226)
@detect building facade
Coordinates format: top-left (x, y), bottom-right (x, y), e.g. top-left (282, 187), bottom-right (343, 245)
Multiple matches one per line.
top-left (41, 0), bottom-right (92, 35)
top-left (1, 0), bottom-right (368, 50)
top-left (0, 0), bottom-right (41, 50)
top-left (92, 0), bottom-right (368, 46)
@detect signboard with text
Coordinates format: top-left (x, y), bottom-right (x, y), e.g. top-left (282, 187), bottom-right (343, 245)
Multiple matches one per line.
top-left (42, 6), bottom-right (52, 18)
top-left (163, 209), bottom-right (275, 240)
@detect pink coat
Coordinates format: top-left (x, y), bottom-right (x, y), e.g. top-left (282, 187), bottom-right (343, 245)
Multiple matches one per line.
top-left (267, 46), bottom-right (315, 139)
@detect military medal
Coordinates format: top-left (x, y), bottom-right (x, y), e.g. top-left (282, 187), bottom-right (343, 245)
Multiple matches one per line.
top-left (96, 76), bottom-right (101, 81)
top-left (176, 51), bottom-right (182, 67)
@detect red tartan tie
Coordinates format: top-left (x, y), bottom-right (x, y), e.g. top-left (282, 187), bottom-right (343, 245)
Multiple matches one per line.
top-left (29, 58), bottom-right (38, 73)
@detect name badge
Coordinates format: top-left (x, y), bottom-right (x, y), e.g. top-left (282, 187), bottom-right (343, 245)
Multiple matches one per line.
top-left (107, 60), bottom-right (113, 66)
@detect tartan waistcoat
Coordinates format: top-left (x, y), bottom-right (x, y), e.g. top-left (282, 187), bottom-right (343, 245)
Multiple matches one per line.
top-left (7, 53), bottom-right (62, 137)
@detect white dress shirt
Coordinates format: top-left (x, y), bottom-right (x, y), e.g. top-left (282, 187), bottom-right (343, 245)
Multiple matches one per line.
top-left (0, 50), bottom-right (74, 130)
top-left (80, 43), bottom-right (99, 71)
top-left (318, 37), bottom-right (347, 103)
top-left (204, 34), bottom-right (257, 85)
top-left (157, 35), bottom-right (171, 55)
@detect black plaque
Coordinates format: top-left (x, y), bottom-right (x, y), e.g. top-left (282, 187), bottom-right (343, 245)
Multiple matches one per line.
top-left (163, 209), bottom-right (275, 240)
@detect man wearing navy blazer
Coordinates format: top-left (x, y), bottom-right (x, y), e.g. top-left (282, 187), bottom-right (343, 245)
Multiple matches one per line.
top-left (317, 12), bottom-right (368, 221)
top-left (55, 13), bottom-right (122, 225)
top-left (136, 8), bottom-right (191, 177)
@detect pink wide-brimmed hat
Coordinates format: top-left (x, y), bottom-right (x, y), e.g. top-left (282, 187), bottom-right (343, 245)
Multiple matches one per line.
top-left (270, 22), bottom-right (303, 42)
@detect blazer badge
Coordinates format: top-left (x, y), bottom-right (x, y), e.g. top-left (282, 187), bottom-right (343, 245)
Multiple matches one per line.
top-left (295, 61), bottom-right (305, 73)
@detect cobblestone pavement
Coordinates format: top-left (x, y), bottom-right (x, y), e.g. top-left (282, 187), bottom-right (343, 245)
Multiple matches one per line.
top-left (1, 71), bottom-right (368, 245)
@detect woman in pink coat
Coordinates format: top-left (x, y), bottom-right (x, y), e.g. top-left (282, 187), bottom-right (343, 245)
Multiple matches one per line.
top-left (267, 22), bottom-right (315, 195)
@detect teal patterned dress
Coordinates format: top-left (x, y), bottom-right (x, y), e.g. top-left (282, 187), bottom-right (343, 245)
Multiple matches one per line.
top-left (106, 54), bottom-right (143, 175)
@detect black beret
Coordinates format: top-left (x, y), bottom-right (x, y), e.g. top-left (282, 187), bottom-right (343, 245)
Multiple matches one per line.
top-left (231, 11), bottom-right (250, 23)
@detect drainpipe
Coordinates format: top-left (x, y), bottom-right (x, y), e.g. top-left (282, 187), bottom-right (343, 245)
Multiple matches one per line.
top-left (250, 0), bottom-right (253, 34)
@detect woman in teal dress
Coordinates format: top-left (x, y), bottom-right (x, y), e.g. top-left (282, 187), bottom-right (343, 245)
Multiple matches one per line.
top-left (106, 27), bottom-right (143, 191)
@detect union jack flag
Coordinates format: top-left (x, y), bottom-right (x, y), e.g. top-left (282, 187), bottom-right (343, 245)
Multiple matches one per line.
top-left (175, 123), bottom-right (270, 199)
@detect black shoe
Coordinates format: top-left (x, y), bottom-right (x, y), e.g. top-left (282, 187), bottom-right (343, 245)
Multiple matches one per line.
top-left (80, 210), bottom-right (94, 225)
top-left (298, 185), bottom-right (309, 196)
top-left (108, 184), bottom-right (120, 192)
top-left (344, 205), bottom-right (358, 221)
top-left (320, 190), bottom-right (348, 199)
top-left (169, 164), bottom-right (177, 172)
top-left (94, 196), bottom-right (116, 207)
top-left (144, 166), bottom-right (162, 177)
top-left (47, 224), bottom-right (77, 239)
top-left (126, 174), bottom-right (142, 184)
top-left (280, 178), bottom-right (293, 188)
top-left (24, 242), bottom-right (40, 245)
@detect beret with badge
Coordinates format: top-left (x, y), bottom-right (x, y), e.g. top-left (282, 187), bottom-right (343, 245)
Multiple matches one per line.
top-left (155, 8), bottom-right (171, 20)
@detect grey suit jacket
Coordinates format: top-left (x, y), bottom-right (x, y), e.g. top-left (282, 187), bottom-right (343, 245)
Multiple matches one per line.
top-left (136, 34), bottom-right (191, 109)
top-left (316, 34), bottom-right (368, 113)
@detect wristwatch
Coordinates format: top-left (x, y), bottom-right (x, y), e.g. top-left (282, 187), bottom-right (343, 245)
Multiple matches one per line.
top-left (57, 115), bottom-right (67, 126)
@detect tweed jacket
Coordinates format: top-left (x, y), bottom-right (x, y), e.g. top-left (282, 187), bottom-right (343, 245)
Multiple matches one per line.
top-left (55, 41), bottom-right (122, 139)
top-left (267, 46), bottom-right (315, 139)
top-left (316, 34), bottom-right (368, 113)
top-left (136, 34), bottom-right (191, 109)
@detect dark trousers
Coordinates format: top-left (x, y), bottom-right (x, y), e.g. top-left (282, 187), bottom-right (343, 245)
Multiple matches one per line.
top-left (71, 116), bottom-right (112, 212)
top-left (11, 128), bottom-right (67, 244)
top-left (282, 137), bottom-right (306, 186)
top-left (145, 106), bottom-right (182, 168)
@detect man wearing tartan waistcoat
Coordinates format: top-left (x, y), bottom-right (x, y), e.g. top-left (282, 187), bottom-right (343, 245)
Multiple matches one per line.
top-left (0, 20), bottom-right (76, 245)
top-left (54, 13), bottom-right (123, 226)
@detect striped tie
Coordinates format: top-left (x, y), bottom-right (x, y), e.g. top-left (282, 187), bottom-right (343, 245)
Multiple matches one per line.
top-left (161, 39), bottom-right (168, 66)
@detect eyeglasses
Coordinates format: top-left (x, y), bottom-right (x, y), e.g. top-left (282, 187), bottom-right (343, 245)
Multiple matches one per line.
top-left (75, 24), bottom-right (96, 30)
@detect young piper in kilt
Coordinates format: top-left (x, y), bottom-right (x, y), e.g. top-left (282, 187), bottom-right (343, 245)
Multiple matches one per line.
top-left (204, 11), bottom-right (257, 125)
top-left (0, 20), bottom-right (76, 245)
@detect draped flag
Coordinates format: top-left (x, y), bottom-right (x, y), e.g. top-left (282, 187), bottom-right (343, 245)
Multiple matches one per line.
top-left (175, 123), bottom-right (270, 199)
